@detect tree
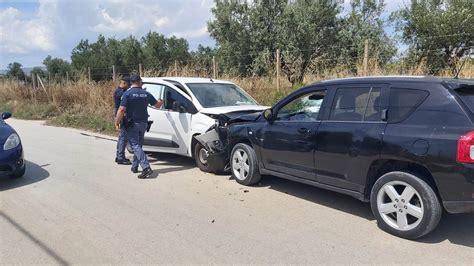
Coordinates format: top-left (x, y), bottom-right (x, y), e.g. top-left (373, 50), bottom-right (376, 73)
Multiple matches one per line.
top-left (392, 0), bottom-right (474, 74)
top-left (190, 45), bottom-right (218, 76)
top-left (30, 67), bottom-right (46, 78)
top-left (6, 62), bottom-right (25, 80)
top-left (43, 55), bottom-right (72, 77)
top-left (208, 0), bottom-right (341, 83)
top-left (142, 32), bottom-right (171, 72)
top-left (337, 0), bottom-right (397, 74)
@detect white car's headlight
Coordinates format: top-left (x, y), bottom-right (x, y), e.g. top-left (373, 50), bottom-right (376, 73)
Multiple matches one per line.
top-left (4, 133), bottom-right (20, 150)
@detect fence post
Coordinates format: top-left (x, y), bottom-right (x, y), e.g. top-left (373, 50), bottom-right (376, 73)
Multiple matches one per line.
top-left (174, 60), bottom-right (178, 76)
top-left (363, 39), bottom-right (369, 76)
top-left (32, 74), bottom-right (37, 89)
top-left (88, 67), bottom-right (91, 83)
top-left (139, 63), bottom-right (143, 77)
top-left (66, 71), bottom-right (70, 85)
top-left (276, 48), bottom-right (281, 92)
top-left (112, 65), bottom-right (116, 81)
top-left (212, 56), bottom-right (217, 79)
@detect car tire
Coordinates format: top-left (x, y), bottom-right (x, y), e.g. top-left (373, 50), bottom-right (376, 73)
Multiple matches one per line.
top-left (11, 165), bottom-right (26, 178)
top-left (370, 171), bottom-right (442, 239)
top-left (230, 143), bottom-right (261, 186)
top-left (194, 142), bottom-right (212, 173)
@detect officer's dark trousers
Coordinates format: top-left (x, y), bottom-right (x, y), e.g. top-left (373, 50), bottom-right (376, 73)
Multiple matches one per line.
top-left (116, 127), bottom-right (128, 160)
top-left (126, 122), bottom-right (150, 170)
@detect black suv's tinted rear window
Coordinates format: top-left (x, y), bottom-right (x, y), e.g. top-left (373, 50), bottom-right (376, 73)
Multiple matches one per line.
top-left (454, 86), bottom-right (474, 114)
top-left (389, 88), bottom-right (429, 123)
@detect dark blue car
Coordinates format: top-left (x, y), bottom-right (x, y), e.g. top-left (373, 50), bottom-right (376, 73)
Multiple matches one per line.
top-left (0, 112), bottom-right (25, 178)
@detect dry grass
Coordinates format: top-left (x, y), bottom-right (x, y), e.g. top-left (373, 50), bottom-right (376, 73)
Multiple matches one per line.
top-left (1, 62), bottom-right (472, 134)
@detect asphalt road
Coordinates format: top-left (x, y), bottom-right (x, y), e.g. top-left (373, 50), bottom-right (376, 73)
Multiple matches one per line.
top-left (0, 119), bottom-right (473, 264)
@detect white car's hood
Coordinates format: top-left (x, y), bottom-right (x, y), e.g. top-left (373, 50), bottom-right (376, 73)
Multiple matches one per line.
top-left (200, 105), bottom-right (268, 115)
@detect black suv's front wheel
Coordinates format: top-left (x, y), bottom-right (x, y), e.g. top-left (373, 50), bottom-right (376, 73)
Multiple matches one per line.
top-left (231, 143), bottom-right (261, 185)
top-left (370, 171), bottom-right (442, 239)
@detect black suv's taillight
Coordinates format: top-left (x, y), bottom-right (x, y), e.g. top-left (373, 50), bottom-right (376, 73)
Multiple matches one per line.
top-left (457, 130), bottom-right (474, 164)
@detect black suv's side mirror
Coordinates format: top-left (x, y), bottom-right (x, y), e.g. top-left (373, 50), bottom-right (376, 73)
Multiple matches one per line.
top-left (263, 108), bottom-right (274, 122)
top-left (2, 112), bottom-right (12, 120)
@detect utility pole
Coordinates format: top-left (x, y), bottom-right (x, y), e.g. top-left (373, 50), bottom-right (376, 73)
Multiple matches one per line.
top-left (88, 67), bottom-right (91, 83)
top-left (174, 60), bottom-right (178, 76)
top-left (276, 49), bottom-right (281, 92)
top-left (212, 56), bottom-right (217, 79)
top-left (363, 39), bottom-right (369, 76)
top-left (112, 65), bottom-right (116, 81)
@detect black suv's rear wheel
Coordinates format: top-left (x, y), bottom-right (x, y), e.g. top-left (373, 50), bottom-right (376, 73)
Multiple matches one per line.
top-left (231, 143), bottom-right (261, 185)
top-left (370, 171), bottom-right (442, 239)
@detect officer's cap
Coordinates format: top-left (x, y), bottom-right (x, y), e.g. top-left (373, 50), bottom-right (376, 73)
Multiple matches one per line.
top-left (130, 74), bottom-right (142, 82)
top-left (121, 76), bottom-right (131, 83)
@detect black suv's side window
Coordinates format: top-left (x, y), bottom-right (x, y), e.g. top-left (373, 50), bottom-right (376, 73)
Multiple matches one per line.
top-left (364, 88), bottom-right (382, 121)
top-left (389, 88), bottom-right (429, 123)
top-left (277, 90), bottom-right (327, 122)
top-left (163, 87), bottom-right (197, 114)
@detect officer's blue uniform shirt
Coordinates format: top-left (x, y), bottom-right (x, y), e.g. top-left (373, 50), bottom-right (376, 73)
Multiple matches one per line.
top-left (120, 87), bottom-right (157, 123)
top-left (114, 87), bottom-right (126, 114)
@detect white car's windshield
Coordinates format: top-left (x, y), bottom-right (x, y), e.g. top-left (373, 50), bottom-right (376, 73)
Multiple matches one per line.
top-left (186, 83), bottom-right (257, 108)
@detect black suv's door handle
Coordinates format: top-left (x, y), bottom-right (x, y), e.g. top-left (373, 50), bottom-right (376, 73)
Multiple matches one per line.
top-left (298, 128), bottom-right (312, 134)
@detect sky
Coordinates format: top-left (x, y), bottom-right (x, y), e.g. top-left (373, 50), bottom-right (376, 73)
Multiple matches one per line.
top-left (0, 0), bottom-right (408, 69)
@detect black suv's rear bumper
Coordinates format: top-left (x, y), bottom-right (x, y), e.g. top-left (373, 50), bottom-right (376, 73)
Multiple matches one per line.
top-left (443, 201), bottom-right (474, 214)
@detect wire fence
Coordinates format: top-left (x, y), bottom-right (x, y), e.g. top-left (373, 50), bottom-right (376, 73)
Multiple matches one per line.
top-left (2, 40), bottom-right (473, 91)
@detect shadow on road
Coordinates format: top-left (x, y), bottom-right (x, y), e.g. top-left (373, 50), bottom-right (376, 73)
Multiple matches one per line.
top-left (148, 153), bottom-right (195, 174)
top-left (420, 213), bottom-right (474, 248)
top-left (0, 161), bottom-right (50, 191)
top-left (256, 176), bottom-right (374, 220)
top-left (0, 211), bottom-right (69, 265)
top-left (251, 175), bottom-right (474, 247)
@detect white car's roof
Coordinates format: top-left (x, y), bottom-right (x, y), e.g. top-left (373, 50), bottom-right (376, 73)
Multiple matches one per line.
top-left (142, 77), bottom-right (234, 85)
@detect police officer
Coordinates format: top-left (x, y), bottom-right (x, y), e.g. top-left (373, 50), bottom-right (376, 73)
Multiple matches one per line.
top-left (114, 74), bottom-right (163, 178)
top-left (114, 76), bottom-right (131, 165)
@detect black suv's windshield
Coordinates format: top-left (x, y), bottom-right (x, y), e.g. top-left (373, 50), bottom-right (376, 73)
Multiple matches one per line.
top-left (186, 83), bottom-right (257, 108)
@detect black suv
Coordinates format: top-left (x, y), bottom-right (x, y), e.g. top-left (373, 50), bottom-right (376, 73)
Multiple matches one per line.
top-left (218, 76), bottom-right (473, 239)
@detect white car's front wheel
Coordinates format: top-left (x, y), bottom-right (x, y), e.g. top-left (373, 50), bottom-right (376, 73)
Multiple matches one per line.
top-left (194, 142), bottom-right (211, 173)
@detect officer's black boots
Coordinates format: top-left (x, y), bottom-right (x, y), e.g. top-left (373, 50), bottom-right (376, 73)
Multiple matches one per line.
top-left (138, 167), bottom-right (153, 179)
top-left (131, 166), bottom-right (139, 173)
top-left (116, 158), bottom-right (132, 165)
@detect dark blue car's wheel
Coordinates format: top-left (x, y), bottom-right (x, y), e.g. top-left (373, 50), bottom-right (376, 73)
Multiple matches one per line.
top-left (11, 165), bottom-right (26, 178)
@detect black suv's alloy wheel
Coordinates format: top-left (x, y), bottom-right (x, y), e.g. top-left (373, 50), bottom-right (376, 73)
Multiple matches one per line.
top-left (231, 143), bottom-right (261, 186)
top-left (370, 171), bottom-right (442, 239)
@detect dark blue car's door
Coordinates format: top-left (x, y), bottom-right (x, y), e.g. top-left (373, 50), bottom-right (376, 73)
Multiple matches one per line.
top-left (260, 89), bottom-right (328, 181)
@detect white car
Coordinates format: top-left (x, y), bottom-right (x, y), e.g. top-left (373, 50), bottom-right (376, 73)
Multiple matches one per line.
top-left (139, 77), bottom-right (267, 173)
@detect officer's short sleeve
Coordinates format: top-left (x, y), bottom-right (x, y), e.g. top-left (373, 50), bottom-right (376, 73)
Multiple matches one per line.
top-left (120, 92), bottom-right (128, 107)
top-left (147, 92), bottom-right (158, 106)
